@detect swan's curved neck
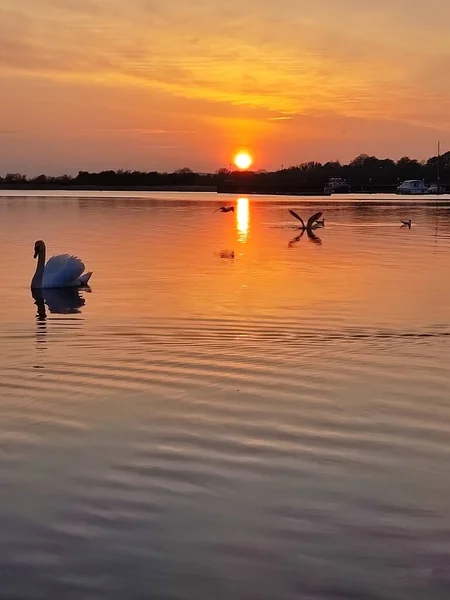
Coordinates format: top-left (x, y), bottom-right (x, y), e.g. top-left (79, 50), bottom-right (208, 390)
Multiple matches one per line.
top-left (31, 246), bottom-right (46, 289)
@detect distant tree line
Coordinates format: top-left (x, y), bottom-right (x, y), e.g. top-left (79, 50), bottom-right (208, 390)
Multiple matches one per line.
top-left (1, 152), bottom-right (448, 192)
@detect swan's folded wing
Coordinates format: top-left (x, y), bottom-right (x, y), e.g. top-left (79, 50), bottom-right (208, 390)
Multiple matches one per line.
top-left (42, 254), bottom-right (85, 288)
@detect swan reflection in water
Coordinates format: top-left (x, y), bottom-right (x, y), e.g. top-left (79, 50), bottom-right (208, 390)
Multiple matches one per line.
top-left (31, 287), bottom-right (90, 367)
top-left (32, 286), bottom-right (91, 320)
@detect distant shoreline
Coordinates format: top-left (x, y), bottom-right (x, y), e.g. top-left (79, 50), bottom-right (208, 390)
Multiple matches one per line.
top-left (2, 151), bottom-right (448, 195)
top-left (0, 184), bottom-right (327, 196)
top-left (0, 184), bottom-right (217, 192)
top-left (0, 184), bottom-right (449, 199)
top-left (1, 183), bottom-right (449, 198)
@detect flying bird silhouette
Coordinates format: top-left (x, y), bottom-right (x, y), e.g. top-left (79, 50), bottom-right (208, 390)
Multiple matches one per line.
top-left (306, 211), bottom-right (323, 230)
top-left (287, 210), bottom-right (324, 246)
top-left (288, 210), bottom-right (324, 231)
top-left (400, 219), bottom-right (412, 228)
top-left (213, 206), bottom-right (235, 214)
top-left (288, 209), bottom-right (306, 229)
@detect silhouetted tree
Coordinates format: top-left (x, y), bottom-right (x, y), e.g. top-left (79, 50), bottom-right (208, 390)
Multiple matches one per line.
top-left (1, 151), bottom-right (449, 192)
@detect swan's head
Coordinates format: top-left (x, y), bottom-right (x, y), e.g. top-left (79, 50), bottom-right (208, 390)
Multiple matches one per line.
top-left (34, 240), bottom-right (45, 258)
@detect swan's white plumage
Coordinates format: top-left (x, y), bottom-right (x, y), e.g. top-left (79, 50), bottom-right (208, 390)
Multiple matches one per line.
top-left (42, 254), bottom-right (89, 288)
top-left (31, 240), bottom-right (93, 289)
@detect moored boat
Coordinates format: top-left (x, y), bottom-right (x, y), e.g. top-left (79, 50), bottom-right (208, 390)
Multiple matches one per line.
top-left (396, 179), bottom-right (428, 195)
top-left (324, 177), bottom-right (350, 194)
top-left (427, 182), bottom-right (445, 194)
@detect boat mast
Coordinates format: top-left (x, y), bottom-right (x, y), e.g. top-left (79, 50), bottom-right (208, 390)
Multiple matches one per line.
top-left (437, 141), bottom-right (441, 195)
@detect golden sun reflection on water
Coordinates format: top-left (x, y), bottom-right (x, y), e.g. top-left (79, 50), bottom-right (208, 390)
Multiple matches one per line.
top-left (236, 197), bottom-right (250, 243)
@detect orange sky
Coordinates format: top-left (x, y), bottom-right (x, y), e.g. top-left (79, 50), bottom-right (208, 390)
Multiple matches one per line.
top-left (1, 0), bottom-right (449, 175)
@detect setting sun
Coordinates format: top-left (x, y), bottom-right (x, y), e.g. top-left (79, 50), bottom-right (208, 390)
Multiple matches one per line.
top-left (234, 152), bottom-right (253, 170)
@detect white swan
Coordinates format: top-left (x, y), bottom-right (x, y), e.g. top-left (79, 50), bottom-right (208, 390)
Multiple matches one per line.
top-left (31, 240), bottom-right (93, 289)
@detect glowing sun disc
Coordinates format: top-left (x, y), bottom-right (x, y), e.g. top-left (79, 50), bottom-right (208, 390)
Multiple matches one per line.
top-left (234, 152), bottom-right (253, 170)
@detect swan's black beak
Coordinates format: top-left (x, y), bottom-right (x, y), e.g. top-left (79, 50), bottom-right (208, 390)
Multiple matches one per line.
top-left (33, 249), bottom-right (38, 258)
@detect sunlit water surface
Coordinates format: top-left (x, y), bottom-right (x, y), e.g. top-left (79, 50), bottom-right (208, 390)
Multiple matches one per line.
top-left (1, 191), bottom-right (450, 599)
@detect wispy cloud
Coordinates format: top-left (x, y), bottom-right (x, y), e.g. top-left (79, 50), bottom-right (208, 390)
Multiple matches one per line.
top-left (0, 128), bottom-right (26, 135)
top-left (96, 128), bottom-right (194, 135)
top-left (1, 0), bottom-right (449, 174)
top-left (1, 1), bottom-right (449, 126)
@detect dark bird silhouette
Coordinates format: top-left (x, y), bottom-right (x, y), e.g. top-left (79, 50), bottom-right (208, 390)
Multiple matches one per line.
top-left (288, 210), bottom-right (324, 231)
top-left (400, 219), bottom-right (412, 228)
top-left (287, 210), bottom-right (324, 246)
top-left (288, 209), bottom-right (306, 229)
top-left (306, 211), bottom-right (323, 230)
top-left (213, 206), bottom-right (235, 214)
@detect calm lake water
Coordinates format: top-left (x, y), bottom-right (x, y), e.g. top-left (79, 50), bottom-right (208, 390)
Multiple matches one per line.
top-left (1, 191), bottom-right (450, 600)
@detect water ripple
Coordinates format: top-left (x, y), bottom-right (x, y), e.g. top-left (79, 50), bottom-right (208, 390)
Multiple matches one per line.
top-left (1, 199), bottom-right (450, 599)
